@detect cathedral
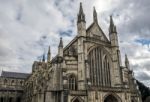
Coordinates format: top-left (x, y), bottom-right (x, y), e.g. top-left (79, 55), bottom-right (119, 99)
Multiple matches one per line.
top-left (0, 3), bottom-right (142, 102)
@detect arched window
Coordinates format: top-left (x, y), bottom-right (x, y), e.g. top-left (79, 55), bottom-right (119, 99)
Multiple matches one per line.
top-left (68, 74), bottom-right (77, 90)
top-left (11, 80), bottom-right (14, 85)
top-left (4, 79), bottom-right (7, 85)
top-left (88, 47), bottom-right (111, 87)
top-left (20, 81), bottom-right (23, 86)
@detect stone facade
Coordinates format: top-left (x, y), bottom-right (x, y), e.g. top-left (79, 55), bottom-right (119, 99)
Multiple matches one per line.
top-left (0, 3), bottom-right (142, 102)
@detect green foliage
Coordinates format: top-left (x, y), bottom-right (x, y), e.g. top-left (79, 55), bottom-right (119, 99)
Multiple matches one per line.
top-left (136, 80), bottom-right (150, 101)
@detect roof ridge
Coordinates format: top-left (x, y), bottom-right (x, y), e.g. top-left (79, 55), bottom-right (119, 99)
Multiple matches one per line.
top-left (2, 71), bottom-right (30, 75)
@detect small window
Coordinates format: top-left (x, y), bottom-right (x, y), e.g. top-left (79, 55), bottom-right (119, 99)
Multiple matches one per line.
top-left (68, 74), bottom-right (77, 90)
top-left (20, 81), bottom-right (23, 85)
top-left (11, 80), bottom-right (14, 85)
top-left (4, 79), bottom-right (7, 84)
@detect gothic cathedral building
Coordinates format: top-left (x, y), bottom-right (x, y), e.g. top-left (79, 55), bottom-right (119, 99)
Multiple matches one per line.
top-left (0, 3), bottom-right (142, 102)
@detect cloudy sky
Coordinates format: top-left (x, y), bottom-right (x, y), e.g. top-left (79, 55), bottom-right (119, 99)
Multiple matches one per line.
top-left (0, 0), bottom-right (150, 86)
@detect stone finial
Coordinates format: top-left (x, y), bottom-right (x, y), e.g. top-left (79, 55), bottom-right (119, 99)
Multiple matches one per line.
top-left (125, 54), bottom-right (129, 64)
top-left (125, 54), bottom-right (131, 69)
top-left (109, 15), bottom-right (117, 33)
top-left (93, 7), bottom-right (98, 23)
top-left (58, 37), bottom-right (63, 57)
top-left (47, 46), bottom-right (51, 62)
top-left (48, 46), bottom-right (51, 54)
top-left (59, 37), bottom-right (63, 48)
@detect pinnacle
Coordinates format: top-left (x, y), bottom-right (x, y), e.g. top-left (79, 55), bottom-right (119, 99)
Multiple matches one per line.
top-left (109, 15), bottom-right (117, 33)
top-left (93, 6), bottom-right (98, 23)
top-left (59, 37), bottom-right (63, 47)
top-left (77, 2), bottom-right (85, 23)
top-left (48, 46), bottom-right (51, 54)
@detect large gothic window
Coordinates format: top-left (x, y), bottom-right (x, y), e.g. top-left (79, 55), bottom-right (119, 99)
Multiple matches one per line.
top-left (88, 47), bottom-right (111, 87)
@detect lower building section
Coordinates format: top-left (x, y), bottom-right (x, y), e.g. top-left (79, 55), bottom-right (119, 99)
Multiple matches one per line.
top-left (0, 90), bottom-right (22, 102)
top-left (19, 89), bottom-right (141, 102)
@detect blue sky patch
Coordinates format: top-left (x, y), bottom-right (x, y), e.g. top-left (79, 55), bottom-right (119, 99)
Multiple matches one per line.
top-left (59, 29), bottom-right (73, 36)
top-left (135, 38), bottom-right (150, 47)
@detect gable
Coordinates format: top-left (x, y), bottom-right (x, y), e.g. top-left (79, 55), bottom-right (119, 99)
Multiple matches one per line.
top-left (64, 37), bottom-right (78, 57)
top-left (86, 23), bottom-right (109, 42)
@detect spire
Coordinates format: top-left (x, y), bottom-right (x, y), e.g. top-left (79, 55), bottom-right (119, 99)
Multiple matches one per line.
top-left (58, 37), bottom-right (63, 57)
top-left (77, 2), bottom-right (85, 23)
top-left (59, 37), bottom-right (63, 48)
top-left (93, 7), bottom-right (98, 23)
top-left (110, 15), bottom-right (114, 26)
top-left (48, 46), bottom-right (51, 54)
top-left (109, 15), bottom-right (117, 33)
top-left (125, 54), bottom-right (130, 69)
top-left (47, 46), bottom-right (51, 62)
top-left (125, 54), bottom-right (129, 64)
top-left (42, 54), bottom-right (45, 62)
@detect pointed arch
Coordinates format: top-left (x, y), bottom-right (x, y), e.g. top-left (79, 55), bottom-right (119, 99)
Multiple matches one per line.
top-left (67, 73), bottom-right (77, 90)
top-left (4, 79), bottom-right (7, 85)
top-left (11, 80), bottom-right (15, 85)
top-left (71, 97), bottom-right (84, 102)
top-left (103, 93), bottom-right (122, 102)
top-left (88, 46), bottom-right (112, 87)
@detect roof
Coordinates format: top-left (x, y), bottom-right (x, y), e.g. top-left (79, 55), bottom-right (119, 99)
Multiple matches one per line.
top-left (0, 87), bottom-right (23, 92)
top-left (1, 71), bottom-right (30, 79)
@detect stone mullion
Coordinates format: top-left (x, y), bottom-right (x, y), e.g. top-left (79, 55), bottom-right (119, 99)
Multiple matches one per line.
top-left (101, 51), bottom-right (104, 87)
top-left (105, 58), bottom-right (109, 87)
top-left (96, 48), bottom-right (99, 86)
top-left (96, 48), bottom-right (100, 86)
top-left (90, 52), bottom-right (91, 86)
top-left (93, 49), bottom-right (96, 86)
top-left (105, 57), bottom-right (108, 87)
top-left (71, 78), bottom-right (73, 90)
top-left (68, 79), bottom-right (70, 89)
top-left (103, 58), bottom-right (106, 87)
top-left (95, 48), bottom-right (98, 86)
top-left (105, 57), bottom-right (107, 87)
top-left (94, 49), bottom-right (97, 86)
top-left (103, 56), bottom-right (106, 87)
top-left (90, 52), bottom-right (94, 86)
top-left (98, 48), bottom-right (102, 86)
top-left (107, 60), bottom-right (110, 87)
top-left (74, 78), bottom-right (76, 90)
top-left (108, 62), bottom-right (111, 87)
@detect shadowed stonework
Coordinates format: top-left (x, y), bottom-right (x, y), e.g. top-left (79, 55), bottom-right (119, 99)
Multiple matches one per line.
top-left (0, 2), bottom-right (142, 102)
